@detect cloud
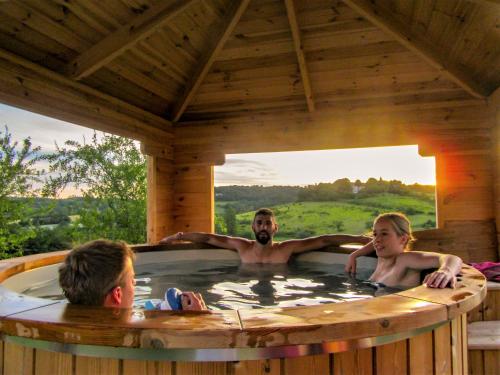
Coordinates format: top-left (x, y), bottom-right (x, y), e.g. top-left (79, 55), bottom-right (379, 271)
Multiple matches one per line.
top-left (224, 158), bottom-right (269, 168)
top-left (2, 104), bottom-right (100, 152)
top-left (215, 157), bottom-right (281, 186)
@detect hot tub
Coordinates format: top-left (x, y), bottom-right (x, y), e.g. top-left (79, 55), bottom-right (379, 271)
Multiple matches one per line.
top-left (0, 245), bottom-right (486, 375)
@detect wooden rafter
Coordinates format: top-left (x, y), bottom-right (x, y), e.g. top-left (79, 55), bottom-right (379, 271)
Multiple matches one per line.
top-left (343, 0), bottom-right (489, 99)
top-left (466, 0), bottom-right (500, 6)
top-left (170, 0), bottom-right (251, 122)
top-left (0, 48), bottom-right (172, 144)
top-left (284, 0), bottom-right (315, 112)
top-left (65, 0), bottom-right (198, 80)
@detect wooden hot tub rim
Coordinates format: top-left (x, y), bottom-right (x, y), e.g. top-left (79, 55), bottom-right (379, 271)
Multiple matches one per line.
top-left (0, 248), bottom-right (486, 353)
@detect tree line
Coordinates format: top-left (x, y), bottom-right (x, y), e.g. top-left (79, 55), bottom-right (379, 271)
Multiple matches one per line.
top-left (216, 178), bottom-right (434, 205)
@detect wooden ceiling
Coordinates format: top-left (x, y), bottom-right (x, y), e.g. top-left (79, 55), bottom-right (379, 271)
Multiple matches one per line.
top-left (0, 0), bottom-right (498, 126)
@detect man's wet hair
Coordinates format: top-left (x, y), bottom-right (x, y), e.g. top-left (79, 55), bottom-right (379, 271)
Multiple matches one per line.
top-left (254, 208), bottom-right (275, 220)
top-left (59, 240), bottom-right (135, 306)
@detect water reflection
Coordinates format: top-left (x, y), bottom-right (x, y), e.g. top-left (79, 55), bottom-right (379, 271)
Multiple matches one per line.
top-left (24, 259), bottom-right (399, 310)
top-left (132, 259), bottom-right (395, 310)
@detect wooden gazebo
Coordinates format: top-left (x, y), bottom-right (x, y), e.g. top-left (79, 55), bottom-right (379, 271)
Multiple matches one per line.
top-left (1, 0), bottom-right (498, 262)
top-left (0, 1), bottom-right (499, 374)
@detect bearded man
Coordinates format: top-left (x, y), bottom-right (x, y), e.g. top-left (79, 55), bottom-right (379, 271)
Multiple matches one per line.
top-left (160, 208), bottom-right (371, 264)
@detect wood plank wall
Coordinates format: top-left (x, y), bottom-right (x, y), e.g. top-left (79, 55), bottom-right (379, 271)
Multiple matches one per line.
top-left (492, 88), bottom-right (500, 259)
top-left (146, 155), bottom-right (174, 243)
top-left (0, 315), bottom-right (468, 375)
top-left (172, 164), bottom-right (215, 234)
top-left (173, 100), bottom-right (498, 262)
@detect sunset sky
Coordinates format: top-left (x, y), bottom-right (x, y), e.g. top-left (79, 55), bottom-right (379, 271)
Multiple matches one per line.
top-left (2, 103), bottom-right (436, 195)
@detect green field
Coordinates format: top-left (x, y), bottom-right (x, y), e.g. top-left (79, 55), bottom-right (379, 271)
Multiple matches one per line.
top-left (217, 193), bottom-right (435, 241)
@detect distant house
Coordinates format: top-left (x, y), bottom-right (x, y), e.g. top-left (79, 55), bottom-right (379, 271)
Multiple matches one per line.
top-left (352, 185), bottom-right (364, 194)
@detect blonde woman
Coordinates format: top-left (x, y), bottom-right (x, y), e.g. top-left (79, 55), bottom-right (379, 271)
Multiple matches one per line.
top-left (345, 213), bottom-right (462, 288)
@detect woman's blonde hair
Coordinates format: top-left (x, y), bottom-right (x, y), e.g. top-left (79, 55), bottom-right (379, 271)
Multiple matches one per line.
top-left (374, 212), bottom-right (415, 249)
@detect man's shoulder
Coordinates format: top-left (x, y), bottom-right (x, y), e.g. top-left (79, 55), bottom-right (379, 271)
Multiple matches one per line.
top-left (235, 238), bottom-right (255, 250)
top-left (271, 241), bottom-right (296, 253)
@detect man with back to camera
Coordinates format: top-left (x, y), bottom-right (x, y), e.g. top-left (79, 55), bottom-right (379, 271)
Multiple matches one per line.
top-left (160, 208), bottom-right (373, 264)
top-left (59, 239), bottom-right (206, 310)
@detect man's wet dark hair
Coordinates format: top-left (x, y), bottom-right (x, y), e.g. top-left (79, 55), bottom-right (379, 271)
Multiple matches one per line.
top-left (59, 240), bottom-right (135, 306)
top-left (253, 208), bottom-right (275, 220)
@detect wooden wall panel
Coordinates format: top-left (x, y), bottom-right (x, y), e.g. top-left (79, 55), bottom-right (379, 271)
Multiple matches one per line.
top-left (434, 323), bottom-right (452, 375)
top-left (3, 342), bottom-right (34, 375)
top-left (484, 350), bottom-right (500, 375)
top-left (231, 359), bottom-right (280, 375)
top-left (492, 88), bottom-right (500, 259)
top-left (35, 349), bottom-right (73, 375)
top-left (172, 163), bottom-right (214, 234)
top-left (409, 332), bottom-right (433, 375)
top-left (0, 317), bottom-right (469, 374)
top-left (146, 155), bottom-right (174, 243)
top-left (333, 349), bottom-right (372, 375)
top-left (436, 154), bottom-right (494, 225)
top-left (451, 317), bottom-right (463, 375)
top-left (282, 354), bottom-right (330, 375)
top-left (74, 356), bottom-right (119, 375)
top-left (468, 350), bottom-right (484, 375)
top-left (122, 359), bottom-right (172, 375)
top-left (413, 220), bottom-right (498, 262)
top-left (176, 362), bottom-right (227, 375)
top-left (375, 341), bottom-right (407, 375)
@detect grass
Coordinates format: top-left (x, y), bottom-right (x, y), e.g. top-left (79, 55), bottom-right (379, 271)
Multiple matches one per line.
top-left (223, 193), bottom-right (436, 241)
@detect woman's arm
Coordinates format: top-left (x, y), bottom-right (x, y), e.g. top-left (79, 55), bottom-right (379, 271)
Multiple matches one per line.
top-left (400, 251), bottom-right (462, 288)
top-left (345, 241), bottom-right (375, 273)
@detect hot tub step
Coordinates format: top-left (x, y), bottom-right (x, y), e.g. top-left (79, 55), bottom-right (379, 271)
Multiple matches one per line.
top-left (468, 321), bottom-right (500, 350)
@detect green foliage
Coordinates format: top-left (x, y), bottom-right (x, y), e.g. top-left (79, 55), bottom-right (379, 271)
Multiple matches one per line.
top-left (43, 133), bottom-right (147, 244)
top-left (22, 224), bottom-right (73, 255)
top-left (214, 213), bottom-right (227, 234)
top-left (223, 205), bottom-right (237, 236)
top-left (215, 185), bottom-right (301, 210)
top-left (298, 181), bottom-right (354, 201)
top-left (233, 194), bottom-right (435, 241)
top-left (0, 127), bottom-right (43, 258)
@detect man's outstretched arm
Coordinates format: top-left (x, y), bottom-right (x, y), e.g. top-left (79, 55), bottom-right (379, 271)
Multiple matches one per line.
top-left (160, 232), bottom-right (252, 252)
top-left (281, 234), bottom-right (372, 255)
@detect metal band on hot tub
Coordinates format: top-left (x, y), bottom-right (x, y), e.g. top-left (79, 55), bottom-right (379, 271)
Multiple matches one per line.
top-left (1, 320), bottom-right (446, 362)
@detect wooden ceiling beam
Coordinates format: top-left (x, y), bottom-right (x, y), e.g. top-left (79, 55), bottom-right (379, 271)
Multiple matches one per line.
top-left (170, 0), bottom-right (251, 122)
top-left (0, 48), bottom-right (172, 145)
top-left (343, 0), bottom-right (489, 99)
top-left (284, 0), bottom-right (315, 112)
top-left (66, 0), bottom-right (198, 80)
top-left (465, 0), bottom-right (500, 6)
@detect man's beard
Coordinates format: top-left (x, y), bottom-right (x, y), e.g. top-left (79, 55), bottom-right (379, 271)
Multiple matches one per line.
top-left (255, 230), bottom-right (271, 245)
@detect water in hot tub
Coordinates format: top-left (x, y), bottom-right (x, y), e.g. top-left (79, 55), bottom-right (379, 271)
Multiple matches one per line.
top-left (23, 259), bottom-right (398, 310)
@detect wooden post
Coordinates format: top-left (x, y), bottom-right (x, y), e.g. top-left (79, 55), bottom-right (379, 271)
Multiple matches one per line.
top-left (142, 143), bottom-right (175, 243)
top-left (170, 146), bottom-right (225, 234)
top-left (172, 164), bottom-right (215, 233)
top-left (490, 87), bottom-right (500, 259)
